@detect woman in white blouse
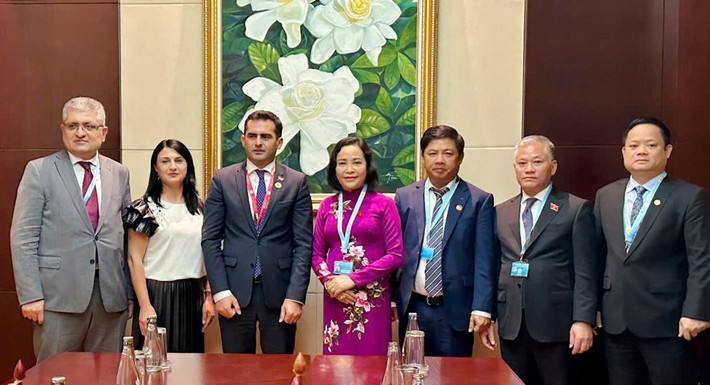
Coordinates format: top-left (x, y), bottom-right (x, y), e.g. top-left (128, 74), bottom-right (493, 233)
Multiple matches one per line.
top-left (124, 139), bottom-right (214, 352)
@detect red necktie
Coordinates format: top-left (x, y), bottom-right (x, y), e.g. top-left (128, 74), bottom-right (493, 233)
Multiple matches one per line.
top-left (78, 161), bottom-right (99, 231)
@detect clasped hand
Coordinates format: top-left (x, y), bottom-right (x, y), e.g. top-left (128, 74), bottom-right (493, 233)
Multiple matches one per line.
top-left (325, 275), bottom-right (357, 305)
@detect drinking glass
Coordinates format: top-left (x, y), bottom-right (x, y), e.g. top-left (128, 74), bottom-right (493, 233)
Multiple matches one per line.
top-left (396, 364), bottom-right (418, 385)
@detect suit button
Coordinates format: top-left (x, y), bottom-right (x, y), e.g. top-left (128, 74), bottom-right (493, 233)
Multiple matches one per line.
top-left (94, 235), bottom-right (99, 241)
top-left (89, 259), bottom-right (95, 265)
top-left (517, 283), bottom-right (522, 288)
top-left (250, 263), bottom-right (254, 268)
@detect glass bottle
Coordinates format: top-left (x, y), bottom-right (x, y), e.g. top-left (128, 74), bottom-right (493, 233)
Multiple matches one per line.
top-left (116, 336), bottom-right (140, 385)
top-left (143, 315), bottom-right (164, 373)
top-left (406, 312), bottom-right (419, 332)
top-left (51, 376), bottom-right (66, 385)
top-left (157, 327), bottom-right (170, 369)
top-left (381, 341), bottom-right (402, 385)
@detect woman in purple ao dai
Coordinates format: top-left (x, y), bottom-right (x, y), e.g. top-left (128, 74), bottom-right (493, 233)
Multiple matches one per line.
top-left (312, 137), bottom-right (404, 356)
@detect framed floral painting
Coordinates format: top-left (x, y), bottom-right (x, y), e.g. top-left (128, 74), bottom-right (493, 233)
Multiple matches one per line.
top-left (204, 0), bottom-right (439, 201)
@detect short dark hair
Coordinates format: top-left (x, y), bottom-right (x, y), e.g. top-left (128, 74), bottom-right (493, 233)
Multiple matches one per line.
top-left (420, 125), bottom-right (465, 155)
top-left (145, 139), bottom-right (203, 215)
top-left (327, 137), bottom-right (379, 191)
top-left (243, 110), bottom-right (283, 138)
top-left (623, 117), bottom-right (671, 146)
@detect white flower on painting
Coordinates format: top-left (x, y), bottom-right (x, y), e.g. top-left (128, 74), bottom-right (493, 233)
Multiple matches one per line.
top-left (239, 54), bottom-right (362, 175)
top-left (304, 0), bottom-right (402, 65)
top-left (239, 0), bottom-right (314, 48)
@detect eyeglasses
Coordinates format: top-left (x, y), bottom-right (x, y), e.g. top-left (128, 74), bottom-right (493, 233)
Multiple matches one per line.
top-left (63, 123), bottom-right (103, 132)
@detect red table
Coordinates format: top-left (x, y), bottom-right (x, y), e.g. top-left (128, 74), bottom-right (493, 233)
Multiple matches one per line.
top-left (13, 352), bottom-right (523, 384)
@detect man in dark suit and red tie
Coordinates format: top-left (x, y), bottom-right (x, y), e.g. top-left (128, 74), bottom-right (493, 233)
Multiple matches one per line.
top-left (202, 110), bottom-right (313, 354)
top-left (393, 125), bottom-right (498, 357)
top-left (493, 135), bottom-right (597, 385)
top-left (594, 117), bottom-right (710, 385)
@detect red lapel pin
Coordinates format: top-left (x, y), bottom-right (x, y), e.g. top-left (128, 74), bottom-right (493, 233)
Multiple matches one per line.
top-left (550, 203), bottom-right (559, 212)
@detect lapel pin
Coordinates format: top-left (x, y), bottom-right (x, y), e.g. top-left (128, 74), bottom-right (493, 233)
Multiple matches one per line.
top-left (455, 204), bottom-right (463, 212)
top-left (274, 182), bottom-right (282, 189)
top-left (278, 175), bottom-right (284, 181)
top-left (550, 203), bottom-right (559, 212)
top-left (654, 199), bottom-right (661, 206)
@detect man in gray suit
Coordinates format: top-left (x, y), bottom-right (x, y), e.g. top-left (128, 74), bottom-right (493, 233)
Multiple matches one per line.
top-left (11, 97), bottom-right (132, 362)
top-left (493, 135), bottom-right (597, 385)
top-left (202, 110), bottom-right (312, 354)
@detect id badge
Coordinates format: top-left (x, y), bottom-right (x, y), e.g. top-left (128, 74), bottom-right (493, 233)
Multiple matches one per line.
top-left (511, 261), bottom-right (529, 277)
top-left (420, 247), bottom-right (434, 261)
top-left (333, 261), bottom-right (353, 275)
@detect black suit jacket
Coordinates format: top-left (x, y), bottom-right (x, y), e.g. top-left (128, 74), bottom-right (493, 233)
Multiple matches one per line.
top-left (496, 188), bottom-right (597, 342)
top-left (202, 162), bottom-right (313, 309)
top-left (594, 177), bottom-right (710, 338)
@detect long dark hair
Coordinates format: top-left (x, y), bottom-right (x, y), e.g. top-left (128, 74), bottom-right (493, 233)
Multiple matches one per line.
top-left (144, 139), bottom-right (203, 215)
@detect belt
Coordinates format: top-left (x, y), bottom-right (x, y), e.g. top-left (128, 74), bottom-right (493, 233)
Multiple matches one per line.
top-left (253, 274), bottom-right (263, 283)
top-left (411, 292), bottom-right (443, 306)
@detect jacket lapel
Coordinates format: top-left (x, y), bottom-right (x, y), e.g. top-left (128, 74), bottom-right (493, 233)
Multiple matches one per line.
top-left (54, 151), bottom-right (93, 230)
top-left (257, 163), bottom-right (284, 234)
top-left (96, 155), bottom-right (112, 233)
top-left (442, 181), bottom-right (470, 249)
top-left (235, 162), bottom-right (258, 236)
top-left (413, 182), bottom-right (426, 249)
top-left (506, 195), bottom-right (523, 253)
top-left (626, 178), bottom-right (672, 258)
top-left (524, 188), bottom-right (562, 253)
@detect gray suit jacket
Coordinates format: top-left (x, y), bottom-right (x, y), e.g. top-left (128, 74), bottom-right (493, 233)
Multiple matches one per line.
top-left (11, 150), bottom-right (131, 313)
top-left (202, 162), bottom-right (313, 309)
top-left (496, 188), bottom-right (597, 342)
top-left (595, 177), bottom-right (710, 338)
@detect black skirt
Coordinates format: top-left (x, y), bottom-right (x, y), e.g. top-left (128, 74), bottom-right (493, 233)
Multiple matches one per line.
top-left (132, 278), bottom-right (204, 353)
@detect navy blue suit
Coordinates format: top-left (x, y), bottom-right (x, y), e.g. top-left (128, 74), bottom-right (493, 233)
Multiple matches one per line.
top-left (393, 179), bottom-right (498, 357)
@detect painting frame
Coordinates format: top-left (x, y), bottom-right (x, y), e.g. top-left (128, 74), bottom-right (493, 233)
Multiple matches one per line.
top-left (203, 0), bottom-right (439, 202)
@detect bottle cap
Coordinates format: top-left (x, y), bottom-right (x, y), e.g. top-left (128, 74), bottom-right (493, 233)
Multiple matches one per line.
top-left (51, 376), bottom-right (66, 384)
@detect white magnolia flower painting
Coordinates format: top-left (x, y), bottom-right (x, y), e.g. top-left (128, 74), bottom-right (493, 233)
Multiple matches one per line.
top-left (221, 0), bottom-right (419, 193)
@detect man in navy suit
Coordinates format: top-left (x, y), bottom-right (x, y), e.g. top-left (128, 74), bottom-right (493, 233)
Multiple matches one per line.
top-left (394, 125), bottom-right (498, 357)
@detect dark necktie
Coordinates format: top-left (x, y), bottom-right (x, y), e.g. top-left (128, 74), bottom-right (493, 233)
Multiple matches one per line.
top-left (78, 161), bottom-right (99, 231)
top-left (254, 169), bottom-right (266, 277)
top-left (425, 186), bottom-right (450, 296)
top-left (522, 197), bottom-right (537, 243)
top-left (626, 185), bottom-right (648, 251)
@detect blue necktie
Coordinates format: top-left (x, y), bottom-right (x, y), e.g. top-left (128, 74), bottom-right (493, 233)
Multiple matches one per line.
top-left (626, 185), bottom-right (648, 252)
top-left (425, 186), bottom-right (450, 296)
top-left (522, 197), bottom-right (537, 244)
top-left (254, 169), bottom-right (266, 278)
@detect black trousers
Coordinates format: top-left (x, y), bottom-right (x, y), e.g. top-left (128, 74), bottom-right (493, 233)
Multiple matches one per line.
top-left (604, 330), bottom-right (698, 385)
top-left (500, 315), bottom-right (571, 385)
top-left (218, 282), bottom-right (296, 354)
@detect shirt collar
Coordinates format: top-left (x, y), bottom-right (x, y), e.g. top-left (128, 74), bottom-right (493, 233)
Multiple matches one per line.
top-left (521, 183), bottom-right (552, 203)
top-left (626, 172), bottom-right (667, 194)
top-left (246, 159), bottom-right (276, 175)
top-left (425, 177), bottom-right (458, 193)
top-left (68, 151), bottom-right (100, 168)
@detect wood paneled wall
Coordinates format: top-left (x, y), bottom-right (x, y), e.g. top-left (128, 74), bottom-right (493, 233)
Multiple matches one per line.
top-left (0, 0), bottom-right (120, 372)
top-left (524, 0), bottom-right (710, 199)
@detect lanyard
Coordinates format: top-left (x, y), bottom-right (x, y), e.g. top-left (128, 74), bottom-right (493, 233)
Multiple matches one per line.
top-left (623, 174), bottom-right (665, 245)
top-left (82, 164), bottom-right (98, 204)
top-left (520, 185), bottom-right (553, 256)
top-left (246, 171), bottom-right (274, 228)
top-left (423, 181), bottom-right (459, 246)
top-left (338, 184), bottom-right (368, 253)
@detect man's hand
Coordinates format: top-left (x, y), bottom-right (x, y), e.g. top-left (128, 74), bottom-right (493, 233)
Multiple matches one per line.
top-left (469, 314), bottom-right (491, 333)
top-left (202, 297), bottom-right (216, 332)
top-left (678, 317), bottom-right (710, 341)
top-left (215, 295), bottom-right (241, 319)
top-left (569, 322), bottom-right (594, 355)
top-left (480, 323), bottom-right (497, 351)
top-left (21, 300), bottom-right (45, 324)
top-left (279, 300), bottom-right (303, 324)
top-left (138, 304), bottom-right (157, 336)
top-left (325, 275), bottom-right (356, 297)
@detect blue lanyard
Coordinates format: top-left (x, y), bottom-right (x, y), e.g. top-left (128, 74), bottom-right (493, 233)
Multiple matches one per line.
top-left (338, 184), bottom-right (368, 253)
top-left (82, 166), bottom-right (98, 204)
top-left (423, 181), bottom-right (459, 246)
top-left (623, 174), bottom-right (665, 245)
top-left (520, 185), bottom-right (553, 256)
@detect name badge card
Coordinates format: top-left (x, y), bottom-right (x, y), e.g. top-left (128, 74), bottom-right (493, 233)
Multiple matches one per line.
top-left (511, 261), bottom-right (529, 277)
top-left (420, 247), bottom-right (434, 261)
top-left (333, 261), bottom-right (353, 275)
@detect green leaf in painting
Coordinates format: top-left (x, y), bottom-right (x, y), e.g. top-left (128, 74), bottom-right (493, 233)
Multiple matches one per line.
top-left (395, 167), bottom-right (415, 185)
top-left (223, 136), bottom-right (238, 151)
top-left (319, 55), bottom-right (345, 73)
top-left (378, 43), bottom-right (398, 66)
top-left (398, 53), bottom-right (417, 86)
top-left (352, 69), bottom-right (381, 84)
top-left (396, 105), bottom-right (416, 126)
top-left (398, 17), bottom-right (417, 49)
top-left (403, 47), bottom-right (417, 61)
top-left (392, 145), bottom-right (415, 166)
top-left (356, 109), bottom-right (391, 138)
top-left (248, 42), bottom-right (280, 74)
top-left (222, 101), bottom-right (245, 133)
top-left (375, 87), bottom-right (395, 118)
top-left (383, 61), bottom-right (400, 90)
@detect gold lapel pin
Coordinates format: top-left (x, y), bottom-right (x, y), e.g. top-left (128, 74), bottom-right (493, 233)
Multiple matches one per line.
top-left (278, 175), bottom-right (284, 181)
top-left (274, 182), bottom-right (282, 189)
top-left (654, 199), bottom-right (661, 206)
top-left (455, 204), bottom-right (463, 211)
